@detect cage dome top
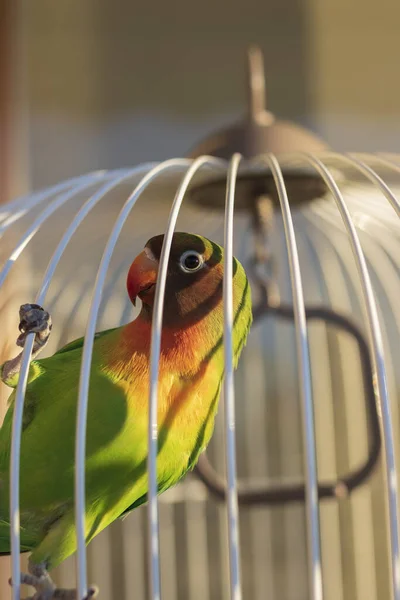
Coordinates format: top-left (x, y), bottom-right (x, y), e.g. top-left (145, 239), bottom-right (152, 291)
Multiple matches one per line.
top-left (186, 46), bottom-right (330, 211)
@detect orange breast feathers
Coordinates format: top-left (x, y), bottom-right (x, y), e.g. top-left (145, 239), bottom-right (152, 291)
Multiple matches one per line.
top-left (99, 315), bottom-right (223, 430)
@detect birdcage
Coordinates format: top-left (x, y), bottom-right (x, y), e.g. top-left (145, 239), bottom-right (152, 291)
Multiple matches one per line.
top-left (0, 48), bottom-right (399, 600)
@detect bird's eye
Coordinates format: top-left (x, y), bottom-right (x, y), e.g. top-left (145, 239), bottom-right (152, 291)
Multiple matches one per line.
top-left (179, 250), bottom-right (204, 273)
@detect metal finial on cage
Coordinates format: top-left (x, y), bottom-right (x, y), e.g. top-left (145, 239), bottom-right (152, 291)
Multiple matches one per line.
top-left (245, 46), bottom-right (272, 125)
top-left (188, 45), bottom-right (328, 162)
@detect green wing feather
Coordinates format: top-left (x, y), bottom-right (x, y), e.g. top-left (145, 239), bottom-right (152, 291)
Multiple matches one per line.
top-left (55, 327), bottom-right (120, 355)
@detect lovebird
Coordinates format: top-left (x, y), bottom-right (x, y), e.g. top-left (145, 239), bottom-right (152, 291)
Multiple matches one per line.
top-left (0, 232), bottom-right (252, 600)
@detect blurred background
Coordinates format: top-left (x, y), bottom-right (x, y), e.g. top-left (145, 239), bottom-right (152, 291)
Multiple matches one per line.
top-left (1, 2), bottom-right (400, 600)
top-left (2, 0), bottom-right (400, 203)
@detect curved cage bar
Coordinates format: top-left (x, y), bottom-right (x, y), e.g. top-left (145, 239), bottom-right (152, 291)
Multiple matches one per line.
top-left (222, 153), bottom-right (243, 600)
top-left (0, 152), bottom-right (398, 600)
top-left (75, 161), bottom-right (195, 600)
top-left (146, 156), bottom-right (224, 600)
top-left (264, 154), bottom-right (322, 600)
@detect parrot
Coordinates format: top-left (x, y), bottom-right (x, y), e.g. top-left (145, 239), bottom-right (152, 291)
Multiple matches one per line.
top-left (0, 232), bottom-right (252, 600)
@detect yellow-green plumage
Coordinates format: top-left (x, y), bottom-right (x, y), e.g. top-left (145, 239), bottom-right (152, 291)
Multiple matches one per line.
top-left (0, 232), bottom-right (252, 571)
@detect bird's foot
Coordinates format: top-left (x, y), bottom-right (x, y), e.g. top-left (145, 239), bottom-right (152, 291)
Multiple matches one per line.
top-left (16, 304), bottom-right (52, 351)
top-left (1, 304), bottom-right (53, 384)
top-left (9, 563), bottom-right (98, 600)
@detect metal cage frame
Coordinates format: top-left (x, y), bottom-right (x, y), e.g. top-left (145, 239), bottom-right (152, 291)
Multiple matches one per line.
top-left (0, 151), bottom-right (400, 600)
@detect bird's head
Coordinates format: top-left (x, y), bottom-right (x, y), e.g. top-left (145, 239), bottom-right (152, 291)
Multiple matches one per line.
top-left (126, 232), bottom-right (247, 328)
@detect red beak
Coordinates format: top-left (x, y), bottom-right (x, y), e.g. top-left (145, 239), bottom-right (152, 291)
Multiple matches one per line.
top-left (126, 248), bottom-right (158, 306)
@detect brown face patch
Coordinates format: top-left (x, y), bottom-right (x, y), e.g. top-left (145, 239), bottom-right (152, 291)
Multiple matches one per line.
top-left (141, 232), bottom-right (234, 328)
